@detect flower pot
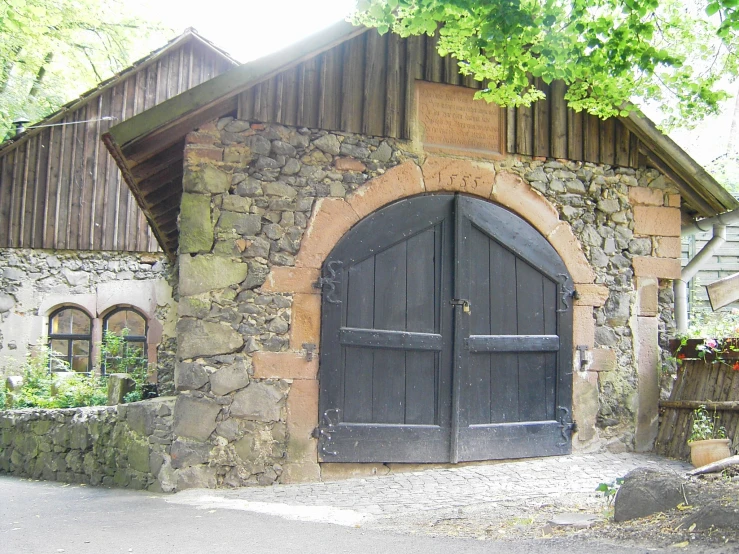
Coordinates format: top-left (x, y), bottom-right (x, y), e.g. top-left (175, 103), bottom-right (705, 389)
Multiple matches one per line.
top-left (687, 438), bottom-right (732, 468)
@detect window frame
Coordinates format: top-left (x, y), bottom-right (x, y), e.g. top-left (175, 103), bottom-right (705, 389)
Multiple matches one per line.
top-left (47, 306), bottom-right (93, 373)
top-left (101, 307), bottom-right (149, 376)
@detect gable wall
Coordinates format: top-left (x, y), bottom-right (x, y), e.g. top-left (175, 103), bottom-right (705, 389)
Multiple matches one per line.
top-left (237, 31), bottom-right (642, 167)
top-left (0, 41), bottom-right (235, 253)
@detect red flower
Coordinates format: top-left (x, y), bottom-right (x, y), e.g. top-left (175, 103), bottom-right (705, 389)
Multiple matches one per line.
top-left (733, 362), bottom-right (739, 372)
top-left (677, 353), bottom-right (686, 360)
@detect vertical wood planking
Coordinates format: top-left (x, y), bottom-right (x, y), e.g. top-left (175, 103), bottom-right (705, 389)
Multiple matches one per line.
top-left (489, 241), bottom-right (519, 422)
top-left (516, 260), bottom-right (547, 421)
top-left (10, 139), bottom-right (25, 246)
top-left (542, 277), bottom-right (557, 419)
top-left (318, 47), bottom-right (343, 131)
top-left (21, 135), bottom-right (37, 247)
top-left (583, 113), bottom-right (601, 163)
top-left (0, 152), bottom-right (15, 245)
top-left (403, 35), bottom-right (424, 139)
top-left (550, 80), bottom-right (568, 159)
top-left (467, 226), bottom-right (492, 425)
top-left (372, 242), bottom-right (408, 423)
top-left (340, 34), bottom-right (366, 134)
top-left (404, 229), bottom-right (438, 425)
top-left (567, 109), bottom-right (584, 161)
top-left (279, 67), bottom-right (299, 126)
top-left (384, 32), bottom-right (405, 138)
top-left (615, 122), bottom-right (631, 167)
top-left (79, 100), bottom-right (97, 249)
top-left (424, 34), bottom-right (442, 82)
top-left (629, 134), bottom-right (641, 168)
top-left (516, 105), bottom-right (534, 156)
top-left (443, 54), bottom-right (460, 86)
top-left (32, 129), bottom-right (51, 248)
top-left (506, 108), bottom-right (517, 154)
top-left (362, 31), bottom-right (387, 137)
top-left (254, 78), bottom-right (276, 123)
top-left (344, 258), bottom-right (376, 423)
top-left (599, 117), bottom-right (616, 166)
top-left (298, 56), bottom-right (321, 129)
top-left (43, 125), bottom-right (59, 249)
top-left (533, 78), bottom-right (551, 158)
top-left (238, 87), bottom-right (256, 120)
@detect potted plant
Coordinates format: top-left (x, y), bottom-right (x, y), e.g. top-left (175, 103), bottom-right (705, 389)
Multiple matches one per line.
top-left (688, 405), bottom-right (732, 468)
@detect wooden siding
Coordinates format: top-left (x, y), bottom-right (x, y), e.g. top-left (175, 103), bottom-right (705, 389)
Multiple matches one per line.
top-left (0, 38), bottom-right (235, 252)
top-left (237, 31), bottom-right (642, 168)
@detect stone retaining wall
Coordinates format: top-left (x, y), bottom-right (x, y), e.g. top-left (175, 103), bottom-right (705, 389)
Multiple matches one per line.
top-left (0, 398), bottom-right (177, 491)
top-left (166, 118), bottom-right (684, 486)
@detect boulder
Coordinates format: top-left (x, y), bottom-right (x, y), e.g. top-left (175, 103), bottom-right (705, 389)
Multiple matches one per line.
top-left (614, 467), bottom-right (691, 522)
top-left (107, 374), bottom-right (136, 405)
top-left (173, 394), bottom-right (221, 441)
top-left (176, 319), bottom-right (243, 360)
top-left (230, 382), bottom-right (284, 421)
top-left (179, 255), bottom-right (248, 297)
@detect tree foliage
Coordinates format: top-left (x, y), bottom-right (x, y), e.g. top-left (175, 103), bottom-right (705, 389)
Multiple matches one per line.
top-left (352, 0), bottom-right (739, 125)
top-left (0, 0), bottom-right (163, 138)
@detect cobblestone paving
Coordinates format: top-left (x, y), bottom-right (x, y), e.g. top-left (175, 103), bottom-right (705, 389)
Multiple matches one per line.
top-left (176, 453), bottom-right (691, 518)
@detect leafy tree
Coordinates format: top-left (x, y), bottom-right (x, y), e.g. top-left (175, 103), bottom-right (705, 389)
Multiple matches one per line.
top-left (0, 0), bottom-right (164, 138)
top-left (352, 0), bottom-right (739, 125)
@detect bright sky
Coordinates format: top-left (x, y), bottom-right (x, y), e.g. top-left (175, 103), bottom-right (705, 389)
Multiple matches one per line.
top-left (127, 0), bottom-right (357, 63)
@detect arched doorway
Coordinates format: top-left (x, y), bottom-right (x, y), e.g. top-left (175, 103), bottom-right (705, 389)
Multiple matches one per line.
top-left (317, 194), bottom-right (574, 463)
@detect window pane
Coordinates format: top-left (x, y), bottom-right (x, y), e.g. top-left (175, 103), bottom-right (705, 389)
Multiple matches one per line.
top-left (72, 356), bottom-right (90, 373)
top-left (50, 340), bottom-right (70, 372)
top-left (72, 340), bottom-right (90, 356)
top-left (51, 310), bottom-right (72, 334)
top-left (71, 310), bottom-right (91, 334)
top-left (106, 311), bottom-right (127, 334)
top-left (125, 312), bottom-right (146, 336)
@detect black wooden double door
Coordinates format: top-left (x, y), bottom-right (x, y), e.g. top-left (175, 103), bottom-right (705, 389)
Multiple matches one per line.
top-left (318, 194), bottom-right (573, 463)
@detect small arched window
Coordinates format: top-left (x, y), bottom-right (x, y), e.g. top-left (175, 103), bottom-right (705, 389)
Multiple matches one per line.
top-left (48, 307), bottom-right (92, 373)
top-left (102, 308), bottom-right (148, 375)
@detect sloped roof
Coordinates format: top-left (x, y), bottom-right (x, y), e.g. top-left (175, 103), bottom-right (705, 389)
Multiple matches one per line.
top-left (103, 20), bottom-right (739, 258)
top-left (1, 28), bottom-right (239, 154)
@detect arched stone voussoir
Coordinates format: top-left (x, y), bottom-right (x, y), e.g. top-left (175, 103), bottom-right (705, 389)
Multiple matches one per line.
top-left (547, 222), bottom-right (596, 285)
top-left (492, 172), bottom-right (560, 237)
top-left (347, 161), bottom-right (425, 219)
top-left (295, 198), bottom-right (360, 269)
top-left (422, 156), bottom-right (496, 198)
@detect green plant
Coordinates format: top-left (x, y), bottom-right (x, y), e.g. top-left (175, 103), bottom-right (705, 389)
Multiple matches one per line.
top-left (596, 477), bottom-right (624, 506)
top-left (3, 343), bottom-right (108, 409)
top-left (0, 379), bottom-right (7, 409)
top-left (101, 329), bottom-right (149, 403)
top-left (689, 405), bottom-right (728, 442)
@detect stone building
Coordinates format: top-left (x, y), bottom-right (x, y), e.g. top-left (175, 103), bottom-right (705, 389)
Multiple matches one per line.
top-left (0, 30), bottom-right (237, 391)
top-left (3, 21), bottom-right (738, 491)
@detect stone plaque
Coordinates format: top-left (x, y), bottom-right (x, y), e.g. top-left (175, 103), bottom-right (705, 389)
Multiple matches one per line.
top-left (416, 81), bottom-right (505, 158)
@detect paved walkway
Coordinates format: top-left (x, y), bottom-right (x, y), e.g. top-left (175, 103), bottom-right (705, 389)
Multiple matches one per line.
top-left (170, 452), bottom-right (691, 523)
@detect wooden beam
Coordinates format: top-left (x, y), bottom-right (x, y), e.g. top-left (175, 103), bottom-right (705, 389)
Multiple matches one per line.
top-left (660, 400), bottom-right (739, 411)
top-left (645, 153), bottom-right (717, 217)
top-left (706, 272), bottom-right (739, 311)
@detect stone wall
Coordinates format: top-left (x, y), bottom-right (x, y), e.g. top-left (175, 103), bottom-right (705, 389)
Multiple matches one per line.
top-left (0, 398), bottom-right (177, 491)
top-left (0, 249), bottom-right (177, 393)
top-left (168, 118), bottom-right (683, 486)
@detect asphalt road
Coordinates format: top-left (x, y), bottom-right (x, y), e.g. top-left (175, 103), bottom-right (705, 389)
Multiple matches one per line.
top-left (0, 476), bottom-right (682, 554)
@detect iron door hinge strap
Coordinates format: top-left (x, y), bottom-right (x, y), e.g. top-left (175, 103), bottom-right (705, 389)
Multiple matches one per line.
top-left (312, 408), bottom-right (341, 456)
top-left (557, 406), bottom-right (577, 446)
top-left (557, 273), bottom-right (577, 313)
top-left (313, 260), bottom-right (343, 304)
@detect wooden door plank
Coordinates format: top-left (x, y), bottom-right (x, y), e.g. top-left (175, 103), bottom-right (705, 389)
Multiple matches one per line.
top-left (344, 257), bottom-right (376, 423)
top-left (542, 277), bottom-right (558, 420)
top-left (516, 260), bottom-right (547, 421)
top-left (373, 241), bottom-right (408, 423)
top-left (467, 225), bottom-right (492, 425)
top-left (405, 228), bottom-right (439, 425)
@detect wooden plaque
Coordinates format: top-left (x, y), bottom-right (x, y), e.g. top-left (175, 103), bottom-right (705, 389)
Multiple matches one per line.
top-left (416, 81), bottom-right (505, 159)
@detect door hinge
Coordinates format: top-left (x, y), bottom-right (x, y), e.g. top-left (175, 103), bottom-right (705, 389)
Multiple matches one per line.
top-left (557, 274), bottom-right (577, 313)
top-left (313, 260), bottom-right (343, 303)
top-left (557, 406), bottom-right (577, 446)
top-left (315, 408), bottom-right (341, 457)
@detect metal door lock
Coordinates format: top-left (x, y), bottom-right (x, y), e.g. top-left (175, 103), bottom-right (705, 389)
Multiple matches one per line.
top-left (451, 298), bottom-right (471, 314)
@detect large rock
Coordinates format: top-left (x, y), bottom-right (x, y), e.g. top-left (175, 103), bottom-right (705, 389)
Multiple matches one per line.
top-left (125, 398), bottom-right (172, 436)
top-left (179, 193), bottom-right (213, 253)
top-left (614, 467), bottom-right (691, 522)
top-left (210, 360), bottom-right (250, 396)
top-left (175, 361), bottom-right (209, 391)
top-left (175, 465), bottom-right (217, 490)
top-left (170, 438), bottom-right (211, 469)
top-left (216, 212), bottom-right (262, 236)
top-left (230, 382), bottom-right (284, 421)
top-left (173, 394), bottom-right (221, 441)
top-left (183, 165), bottom-right (230, 194)
top-left (0, 293), bottom-right (15, 313)
top-left (179, 255), bottom-right (248, 296)
top-left (177, 319), bottom-right (243, 360)
top-left (107, 374), bottom-right (136, 405)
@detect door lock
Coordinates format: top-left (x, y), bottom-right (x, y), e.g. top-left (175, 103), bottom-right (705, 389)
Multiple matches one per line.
top-left (451, 299), bottom-right (471, 314)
